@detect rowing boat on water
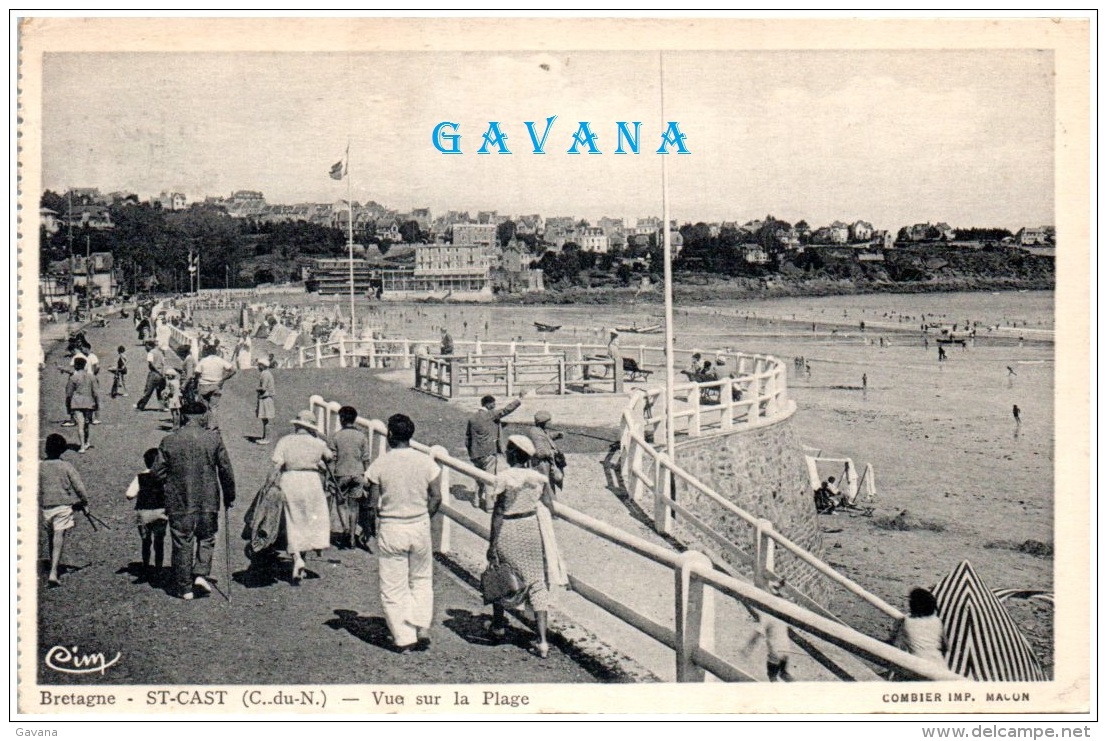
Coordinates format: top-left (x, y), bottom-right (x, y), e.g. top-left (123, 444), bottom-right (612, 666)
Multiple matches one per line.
top-left (616, 323), bottom-right (662, 334)
top-left (534, 322), bottom-right (562, 332)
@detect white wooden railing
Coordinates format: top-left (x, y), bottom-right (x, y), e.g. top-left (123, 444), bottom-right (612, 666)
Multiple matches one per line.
top-left (305, 393), bottom-right (959, 682)
top-left (617, 369), bottom-right (907, 634)
top-left (413, 352), bottom-right (622, 398)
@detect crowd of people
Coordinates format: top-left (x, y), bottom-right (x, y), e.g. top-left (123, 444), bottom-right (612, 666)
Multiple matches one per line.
top-left (44, 308), bottom-right (573, 660)
top-left (41, 306), bottom-right (959, 677)
top-left (682, 350), bottom-right (743, 405)
top-left (236, 393), bottom-right (570, 657)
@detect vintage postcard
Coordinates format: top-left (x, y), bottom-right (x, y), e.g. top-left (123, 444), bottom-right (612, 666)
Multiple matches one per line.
top-left (14, 15), bottom-right (1091, 720)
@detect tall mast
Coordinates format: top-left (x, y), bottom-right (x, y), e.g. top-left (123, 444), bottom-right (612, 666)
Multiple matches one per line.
top-left (346, 141), bottom-right (355, 336)
top-left (660, 53), bottom-right (676, 462)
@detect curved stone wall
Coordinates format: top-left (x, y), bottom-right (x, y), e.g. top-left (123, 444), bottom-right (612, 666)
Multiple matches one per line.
top-left (671, 409), bottom-right (829, 605)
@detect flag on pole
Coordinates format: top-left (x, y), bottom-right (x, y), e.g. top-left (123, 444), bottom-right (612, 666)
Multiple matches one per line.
top-left (329, 159), bottom-right (345, 180)
top-left (188, 251), bottom-right (197, 275)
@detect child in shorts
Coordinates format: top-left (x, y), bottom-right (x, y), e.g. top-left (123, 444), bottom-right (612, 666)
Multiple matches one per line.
top-left (163, 367), bottom-right (182, 429)
top-left (109, 345), bottom-right (128, 398)
top-left (39, 433), bottom-right (89, 587)
top-left (124, 448), bottom-right (168, 577)
top-left (760, 580), bottom-right (795, 682)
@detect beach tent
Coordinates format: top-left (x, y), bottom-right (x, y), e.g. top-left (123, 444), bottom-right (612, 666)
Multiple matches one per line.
top-left (931, 560), bottom-right (1047, 681)
top-left (804, 455), bottom-right (867, 504)
top-left (282, 331), bottom-right (300, 351)
top-left (268, 325), bottom-right (291, 346)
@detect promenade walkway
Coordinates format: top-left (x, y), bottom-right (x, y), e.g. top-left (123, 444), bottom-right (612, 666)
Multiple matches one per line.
top-left (32, 318), bottom-right (603, 685)
top-left (32, 314), bottom-right (874, 686)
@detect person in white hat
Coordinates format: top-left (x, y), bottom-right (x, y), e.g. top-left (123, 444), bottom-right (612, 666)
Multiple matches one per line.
top-left (606, 329), bottom-right (621, 358)
top-left (485, 434), bottom-right (562, 658)
top-left (271, 410), bottom-right (334, 584)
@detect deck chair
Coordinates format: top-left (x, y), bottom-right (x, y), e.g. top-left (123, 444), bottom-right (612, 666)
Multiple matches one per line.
top-left (622, 357), bottom-right (653, 381)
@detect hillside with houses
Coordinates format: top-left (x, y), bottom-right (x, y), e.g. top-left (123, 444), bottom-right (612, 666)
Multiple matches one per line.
top-left (38, 187), bottom-right (1054, 306)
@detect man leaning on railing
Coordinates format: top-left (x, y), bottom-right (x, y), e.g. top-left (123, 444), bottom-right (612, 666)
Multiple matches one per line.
top-left (466, 392), bottom-right (525, 511)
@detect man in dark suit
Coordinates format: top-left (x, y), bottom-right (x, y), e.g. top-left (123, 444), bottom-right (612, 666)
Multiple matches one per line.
top-left (151, 402), bottom-right (236, 599)
top-left (465, 393), bottom-right (522, 510)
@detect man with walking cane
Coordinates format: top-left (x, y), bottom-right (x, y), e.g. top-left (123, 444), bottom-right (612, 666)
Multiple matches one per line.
top-left (151, 402), bottom-right (236, 601)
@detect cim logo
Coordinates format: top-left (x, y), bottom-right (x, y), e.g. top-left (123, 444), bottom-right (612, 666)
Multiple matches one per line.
top-left (45, 645), bottom-right (121, 675)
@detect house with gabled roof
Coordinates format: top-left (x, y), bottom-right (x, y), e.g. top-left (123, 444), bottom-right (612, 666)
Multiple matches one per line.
top-left (515, 214), bottom-right (544, 235)
top-left (849, 220), bottom-right (874, 243)
top-left (65, 204), bottom-right (114, 230)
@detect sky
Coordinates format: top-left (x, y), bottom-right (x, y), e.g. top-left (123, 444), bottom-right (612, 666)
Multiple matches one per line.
top-left (41, 49), bottom-right (1055, 231)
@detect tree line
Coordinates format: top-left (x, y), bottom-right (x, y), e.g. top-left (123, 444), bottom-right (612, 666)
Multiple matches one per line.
top-left (40, 192), bottom-right (355, 291)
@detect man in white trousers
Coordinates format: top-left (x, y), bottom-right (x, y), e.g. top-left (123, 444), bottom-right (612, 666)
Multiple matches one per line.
top-left (365, 413), bottom-right (442, 652)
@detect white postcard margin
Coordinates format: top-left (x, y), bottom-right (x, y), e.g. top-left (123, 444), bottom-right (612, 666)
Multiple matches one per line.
top-left (13, 15), bottom-right (1092, 718)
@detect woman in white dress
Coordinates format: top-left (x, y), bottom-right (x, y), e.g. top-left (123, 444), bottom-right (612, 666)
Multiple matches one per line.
top-left (271, 410), bottom-right (333, 584)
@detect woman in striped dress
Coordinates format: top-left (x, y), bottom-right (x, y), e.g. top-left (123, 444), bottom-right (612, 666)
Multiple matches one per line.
top-left (487, 435), bottom-right (560, 658)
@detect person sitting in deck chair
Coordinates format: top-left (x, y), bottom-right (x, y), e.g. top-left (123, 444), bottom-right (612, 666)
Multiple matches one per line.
top-left (682, 351), bottom-right (705, 381)
top-left (814, 477), bottom-right (840, 514)
top-left (698, 361), bottom-right (720, 404)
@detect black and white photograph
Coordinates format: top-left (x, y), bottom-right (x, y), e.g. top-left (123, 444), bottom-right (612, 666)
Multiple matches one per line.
top-left (13, 15), bottom-right (1092, 721)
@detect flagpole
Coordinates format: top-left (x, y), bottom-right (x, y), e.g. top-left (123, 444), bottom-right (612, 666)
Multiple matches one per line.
top-left (660, 53), bottom-right (676, 462)
top-left (346, 142), bottom-right (355, 338)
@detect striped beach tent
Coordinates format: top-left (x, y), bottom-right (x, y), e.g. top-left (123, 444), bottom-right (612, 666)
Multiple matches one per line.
top-left (931, 560), bottom-right (1047, 681)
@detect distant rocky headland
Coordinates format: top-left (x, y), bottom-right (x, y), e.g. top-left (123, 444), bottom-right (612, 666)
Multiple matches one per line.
top-left (504, 246), bottom-right (1056, 305)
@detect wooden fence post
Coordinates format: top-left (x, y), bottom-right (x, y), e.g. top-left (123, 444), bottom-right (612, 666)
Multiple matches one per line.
top-left (314, 339), bottom-right (322, 368)
top-left (690, 394), bottom-right (702, 437)
top-left (721, 382), bottom-right (735, 430)
top-left (338, 339), bottom-right (347, 368)
top-left (675, 550), bottom-right (714, 682)
top-left (754, 519), bottom-right (776, 589)
top-left (402, 340), bottom-right (411, 369)
top-left (429, 445), bottom-right (452, 554)
top-left (505, 358), bottom-right (514, 396)
top-left (654, 458), bottom-right (673, 536)
top-left (375, 427), bottom-right (389, 459)
top-left (557, 357), bottom-right (566, 395)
